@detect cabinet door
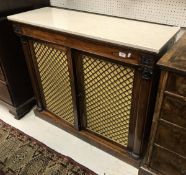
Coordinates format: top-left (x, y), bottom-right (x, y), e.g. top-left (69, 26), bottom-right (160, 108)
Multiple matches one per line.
top-left (75, 52), bottom-right (136, 148)
top-left (30, 40), bottom-right (78, 128)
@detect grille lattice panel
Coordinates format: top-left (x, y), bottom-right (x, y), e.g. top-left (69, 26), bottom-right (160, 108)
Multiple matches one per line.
top-left (82, 55), bottom-right (135, 147)
top-left (33, 42), bottom-right (74, 125)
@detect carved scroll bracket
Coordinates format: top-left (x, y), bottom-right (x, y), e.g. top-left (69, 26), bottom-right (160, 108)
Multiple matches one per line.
top-left (139, 54), bottom-right (156, 80)
top-left (12, 24), bottom-right (22, 36)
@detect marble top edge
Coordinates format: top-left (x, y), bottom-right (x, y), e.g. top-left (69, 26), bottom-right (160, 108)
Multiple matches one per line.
top-left (7, 7), bottom-right (180, 53)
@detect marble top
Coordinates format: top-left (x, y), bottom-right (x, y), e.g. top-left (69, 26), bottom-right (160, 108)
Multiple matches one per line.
top-left (8, 7), bottom-right (180, 53)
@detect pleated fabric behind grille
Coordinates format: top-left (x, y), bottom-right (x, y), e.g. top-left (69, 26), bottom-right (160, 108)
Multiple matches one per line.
top-left (82, 55), bottom-right (135, 147)
top-left (33, 41), bottom-right (74, 125)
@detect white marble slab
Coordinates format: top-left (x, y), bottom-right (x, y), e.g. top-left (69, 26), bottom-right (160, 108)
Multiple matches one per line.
top-left (8, 7), bottom-right (180, 53)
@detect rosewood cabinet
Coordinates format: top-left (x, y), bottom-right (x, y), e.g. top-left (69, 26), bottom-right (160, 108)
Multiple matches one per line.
top-left (8, 7), bottom-right (179, 166)
top-left (139, 33), bottom-right (186, 175)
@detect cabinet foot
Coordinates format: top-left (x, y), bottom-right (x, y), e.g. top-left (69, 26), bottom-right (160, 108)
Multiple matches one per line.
top-left (132, 152), bottom-right (140, 159)
top-left (9, 97), bottom-right (35, 119)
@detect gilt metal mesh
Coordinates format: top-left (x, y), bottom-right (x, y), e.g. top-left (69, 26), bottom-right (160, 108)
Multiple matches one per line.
top-left (82, 55), bottom-right (135, 147)
top-left (33, 42), bottom-right (74, 125)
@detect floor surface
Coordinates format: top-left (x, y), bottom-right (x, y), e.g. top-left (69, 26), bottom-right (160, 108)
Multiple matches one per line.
top-left (0, 104), bottom-right (138, 175)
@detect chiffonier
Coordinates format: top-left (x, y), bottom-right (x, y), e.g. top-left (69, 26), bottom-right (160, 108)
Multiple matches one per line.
top-left (8, 7), bottom-right (180, 166)
top-left (139, 33), bottom-right (186, 175)
top-left (0, 0), bottom-right (49, 118)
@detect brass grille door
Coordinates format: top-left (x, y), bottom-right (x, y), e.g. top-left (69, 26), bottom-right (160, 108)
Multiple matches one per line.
top-left (32, 41), bottom-right (75, 126)
top-left (81, 55), bottom-right (135, 147)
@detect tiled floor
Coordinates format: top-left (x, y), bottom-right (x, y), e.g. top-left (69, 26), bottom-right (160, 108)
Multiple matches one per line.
top-left (0, 104), bottom-right (138, 175)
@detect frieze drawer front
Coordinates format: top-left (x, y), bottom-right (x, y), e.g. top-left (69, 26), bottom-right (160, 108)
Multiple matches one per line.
top-left (155, 120), bottom-right (186, 157)
top-left (150, 146), bottom-right (186, 175)
top-left (160, 95), bottom-right (186, 128)
top-left (8, 7), bottom-right (179, 166)
top-left (166, 72), bottom-right (186, 97)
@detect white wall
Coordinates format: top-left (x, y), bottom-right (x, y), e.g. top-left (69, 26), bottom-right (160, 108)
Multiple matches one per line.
top-left (50, 0), bottom-right (186, 27)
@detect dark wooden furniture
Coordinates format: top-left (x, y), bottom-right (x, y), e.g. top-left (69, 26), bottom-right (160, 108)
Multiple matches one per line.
top-left (9, 9), bottom-right (178, 166)
top-left (0, 0), bottom-right (50, 118)
top-left (139, 33), bottom-right (186, 175)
